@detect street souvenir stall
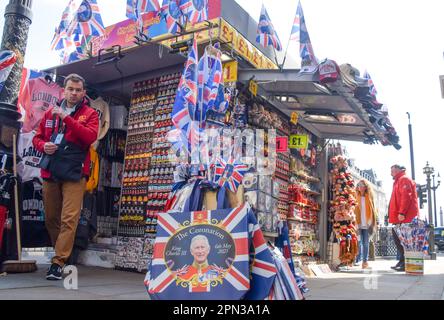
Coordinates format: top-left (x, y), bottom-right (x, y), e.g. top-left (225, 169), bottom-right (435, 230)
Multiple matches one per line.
top-left (13, 0), bottom-right (400, 298)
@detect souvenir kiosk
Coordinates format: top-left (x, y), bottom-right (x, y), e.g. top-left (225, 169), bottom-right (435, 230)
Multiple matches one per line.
top-left (42, 0), bottom-right (400, 295)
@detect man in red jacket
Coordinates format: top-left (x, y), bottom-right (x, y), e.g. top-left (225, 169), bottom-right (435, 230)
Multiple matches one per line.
top-left (33, 74), bottom-right (98, 280)
top-left (388, 164), bottom-right (419, 272)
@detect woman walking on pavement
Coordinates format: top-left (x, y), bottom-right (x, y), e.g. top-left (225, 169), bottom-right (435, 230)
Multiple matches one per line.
top-left (354, 179), bottom-right (378, 269)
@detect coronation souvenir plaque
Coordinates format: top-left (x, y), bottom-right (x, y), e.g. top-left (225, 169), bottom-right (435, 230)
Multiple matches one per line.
top-left (147, 204), bottom-right (251, 300)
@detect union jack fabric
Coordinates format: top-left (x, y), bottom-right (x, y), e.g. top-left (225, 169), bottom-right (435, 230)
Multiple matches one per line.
top-left (172, 38), bottom-right (198, 152)
top-left (0, 50), bottom-right (17, 94)
top-left (256, 4), bottom-right (282, 51)
top-left (147, 204), bottom-right (251, 300)
top-left (244, 209), bottom-right (277, 300)
top-left (67, 0), bottom-right (105, 39)
top-left (363, 70), bottom-right (378, 97)
top-left (181, 0), bottom-right (208, 25)
top-left (290, 1), bottom-right (318, 68)
top-left (161, 0), bottom-right (189, 34)
top-left (196, 45), bottom-right (223, 123)
top-left (126, 0), bottom-right (160, 31)
top-left (213, 157), bottom-right (249, 194)
top-left (50, 0), bottom-right (81, 51)
top-left (268, 247), bottom-right (304, 300)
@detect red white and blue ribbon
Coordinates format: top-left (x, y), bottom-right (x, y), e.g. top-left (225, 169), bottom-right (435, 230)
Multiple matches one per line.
top-left (256, 4), bottom-right (282, 51)
top-left (0, 50), bottom-right (17, 94)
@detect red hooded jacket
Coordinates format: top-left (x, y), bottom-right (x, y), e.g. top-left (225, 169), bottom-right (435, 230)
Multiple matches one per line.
top-left (389, 171), bottom-right (419, 224)
top-left (32, 98), bottom-right (99, 180)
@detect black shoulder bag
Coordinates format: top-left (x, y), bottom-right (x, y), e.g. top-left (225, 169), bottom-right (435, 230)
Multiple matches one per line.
top-left (40, 110), bottom-right (87, 182)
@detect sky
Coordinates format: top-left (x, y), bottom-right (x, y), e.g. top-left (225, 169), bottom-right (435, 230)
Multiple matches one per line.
top-left (0, 0), bottom-right (443, 223)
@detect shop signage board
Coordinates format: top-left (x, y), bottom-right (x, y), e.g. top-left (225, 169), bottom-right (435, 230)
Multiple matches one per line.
top-left (289, 135), bottom-right (308, 149)
top-left (219, 19), bottom-right (277, 70)
top-left (147, 204), bottom-right (251, 300)
top-left (223, 60), bottom-right (238, 83)
top-left (276, 137), bottom-right (288, 153)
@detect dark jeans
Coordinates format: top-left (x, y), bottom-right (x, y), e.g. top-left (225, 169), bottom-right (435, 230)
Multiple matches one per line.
top-left (392, 228), bottom-right (405, 263)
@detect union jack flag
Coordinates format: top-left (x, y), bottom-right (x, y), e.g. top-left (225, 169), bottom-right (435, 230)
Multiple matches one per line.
top-left (67, 0), bottom-right (105, 39)
top-left (161, 0), bottom-right (189, 34)
top-left (363, 70), bottom-right (378, 97)
top-left (147, 205), bottom-right (251, 300)
top-left (172, 38), bottom-right (197, 140)
top-left (197, 45), bottom-right (223, 123)
top-left (213, 157), bottom-right (249, 194)
top-left (244, 209), bottom-right (277, 300)
top-left (269, 247), bottom-right (304, 300)
top-left (0, 50), bottom-right (17, 94)
top-left (181, 0), bottom-right (209, 25)
top-left (256, 4), bottom-right (282, 51)
top-left (50, 0), bottom-right (81, 52)
top-left (290, 1), bottom-right (318, 68)
top-left (126, 0), bottom-right (160, 31)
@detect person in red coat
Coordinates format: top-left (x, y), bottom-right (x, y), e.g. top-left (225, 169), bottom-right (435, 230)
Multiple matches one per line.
top-left (388, 164), bottom-right (419, 271)
top-left (33, 74), bottom-right (98, 280)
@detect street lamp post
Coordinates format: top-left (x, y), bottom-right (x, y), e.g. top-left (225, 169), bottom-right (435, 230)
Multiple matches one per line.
top-left (0, 0), bottom-right (33, 169)
top-left (423, 162), bottom-right (436, 260)
top-left (431, 173), bottom-right (441, 227)
top-left (407, 113), bottom-right (416, 181)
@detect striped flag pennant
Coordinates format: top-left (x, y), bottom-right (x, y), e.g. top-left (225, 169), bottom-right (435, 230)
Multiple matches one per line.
top-left (196, 45), bottom-right (223, 123)
top-left (0, 50), bottom-right (17, 94)
top-left (290, 1), bottom-right (318, 69)
top-left (363, 70), bottom-right (378, 97)
top-left (126, 0), bottom-right (160, 31)
top-left (181, 0), bottom-right (208, 25)
top-left (256, 4), bottom-right (282, 51)
top-left (50, 0), bottom-right (82, 52)
top-left (244, 209), bottom-right (277, 300)
top-left (147, 204), bottom-right (251, 300)
top-left (67, 0), bottom-right (105, 39)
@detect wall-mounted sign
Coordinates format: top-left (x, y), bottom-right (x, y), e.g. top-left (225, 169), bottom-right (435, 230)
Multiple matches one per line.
top-left (276, 137), bottom-right (288, 153)
top-left (289, 135), bottom-right (308, 149)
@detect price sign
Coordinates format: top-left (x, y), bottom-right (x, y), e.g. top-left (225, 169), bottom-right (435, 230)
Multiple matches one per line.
top-left (289, 135), bottom-right (308, 149)
top-left (223, 60), bottom-right (238, 83)
top-left (249, 80), bottom-right (258, 96)
top-left (290, 112), bottom-right (299, 125)
top-left (276, 137), bottom-right (288, 153)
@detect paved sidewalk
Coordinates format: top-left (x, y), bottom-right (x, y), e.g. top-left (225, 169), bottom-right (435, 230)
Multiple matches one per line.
top-left (304, 256), bottom-right (444, 300)
top-left (1, 255), bottom-right (443, 300)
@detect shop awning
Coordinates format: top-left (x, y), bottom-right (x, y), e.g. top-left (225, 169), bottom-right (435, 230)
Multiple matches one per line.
top-left (238, 68), bottom-right (399, 148)
top-left (44, 43), bottom-right (186, 101)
